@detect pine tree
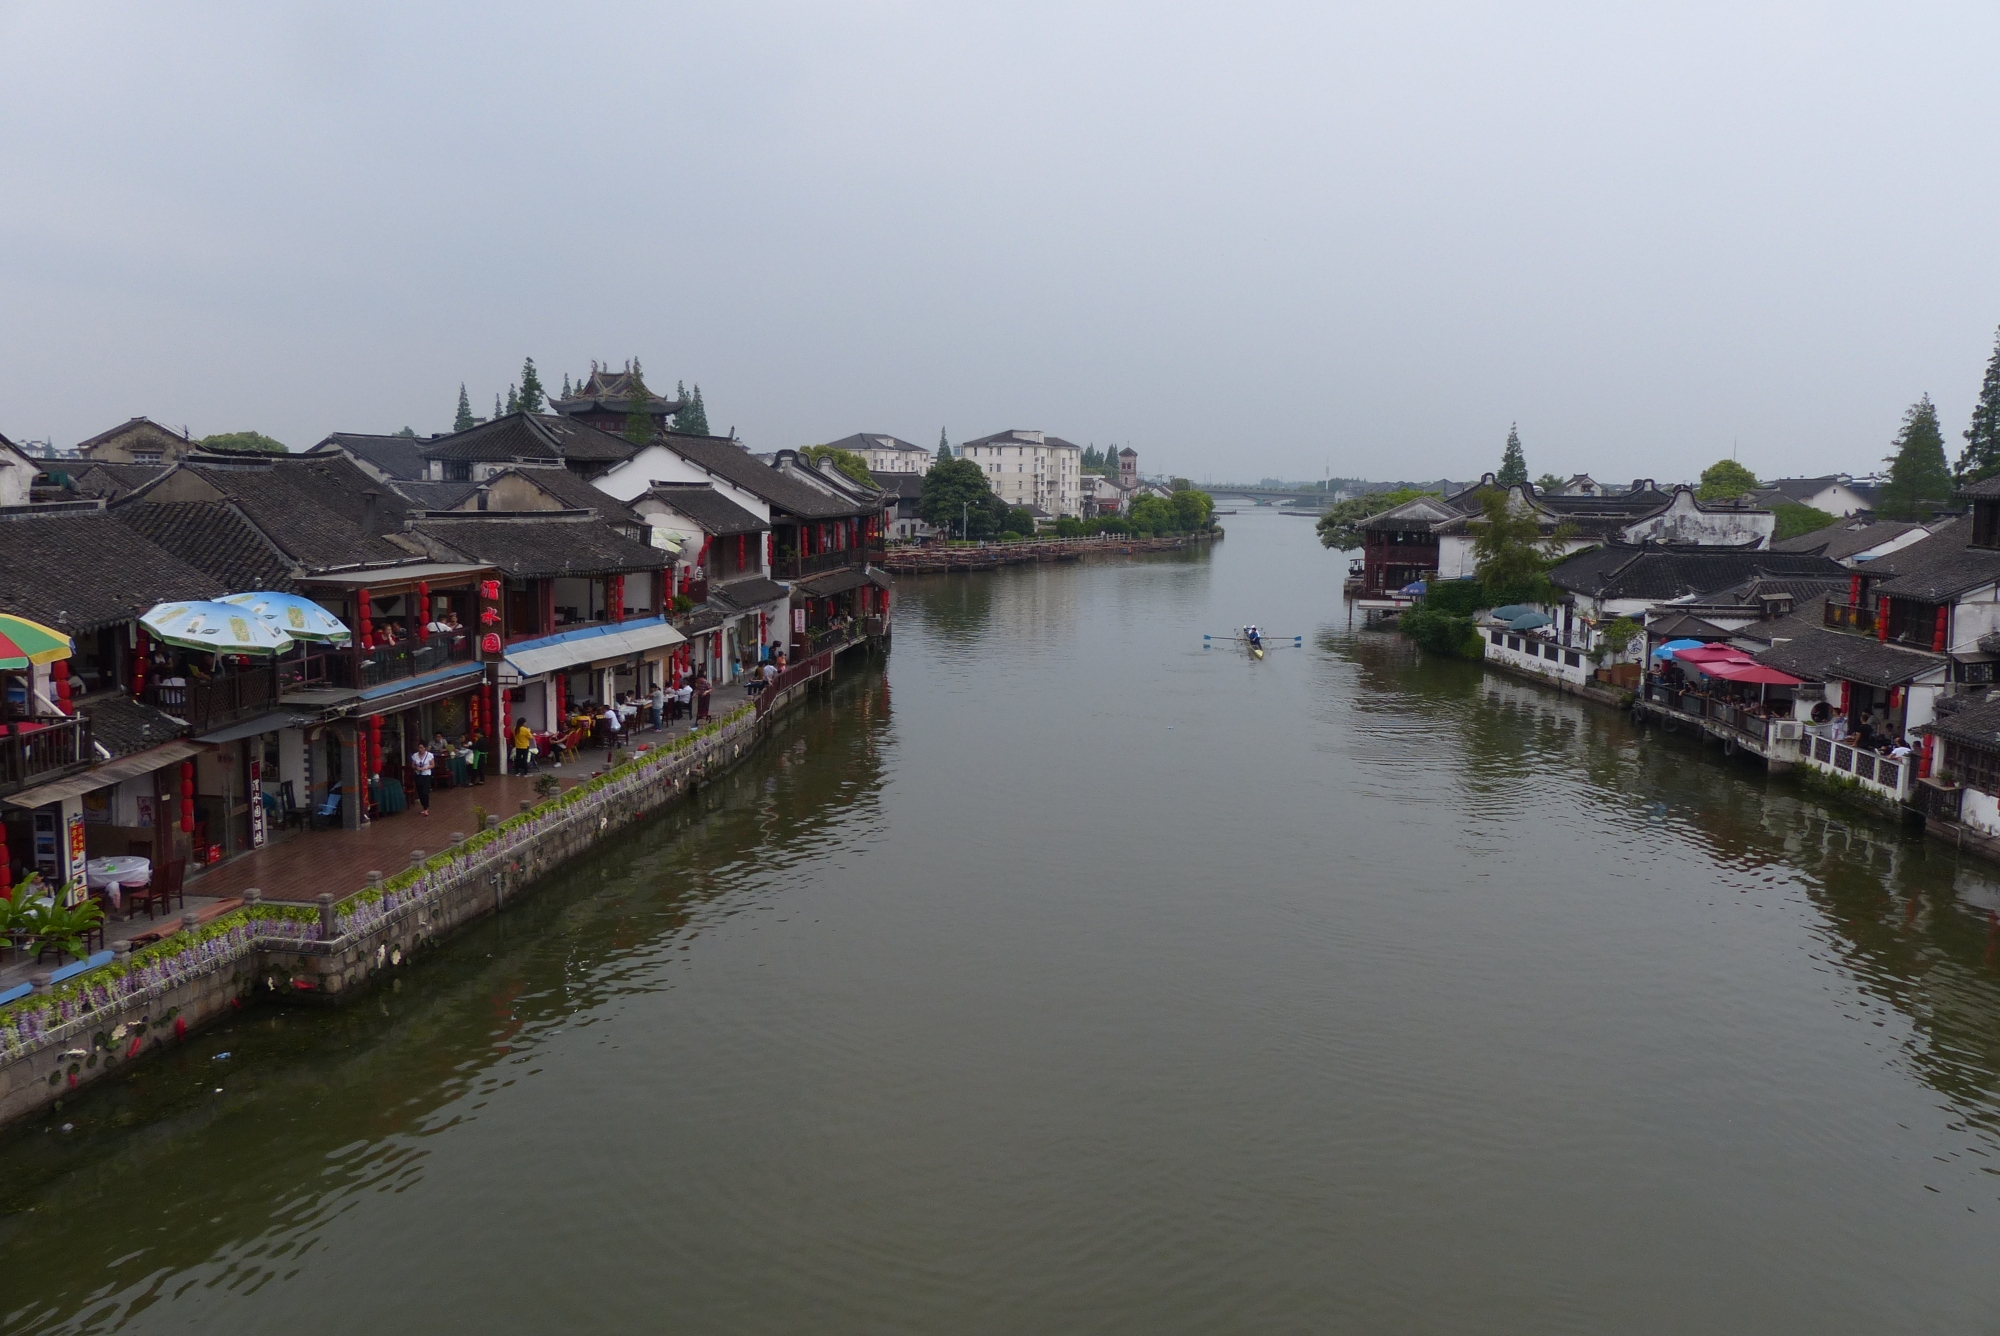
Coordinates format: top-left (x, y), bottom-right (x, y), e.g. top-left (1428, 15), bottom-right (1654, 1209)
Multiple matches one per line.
top-left (505, 385), bottom-right (519, 415)
top-left (1878, 394), bottom-right (1953, 520)
top-left (675, 385), bottom-right (709, 436)
top-left (561, 371), bottom-right (572, 399)
top-left (624, 364), bottom-right (654, 444)
top-left (937, 428), bottom-right (951, 463)
top-left (494, 393), bottom-right (503, 420)
top-left (518, 358), bottom-right (545, 414)
top-left (454, 384), bottom-right (475, 432)
top-left (1958, 326), bottom-right (2000, 481)
top-left (1496, 424), bottom-right (1528, 486)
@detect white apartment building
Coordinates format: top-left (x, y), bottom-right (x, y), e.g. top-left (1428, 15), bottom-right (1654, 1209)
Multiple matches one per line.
top-left (821, 432), bottom-right (932, 476)
top-left (959, 429), bottom-right (1083, 518)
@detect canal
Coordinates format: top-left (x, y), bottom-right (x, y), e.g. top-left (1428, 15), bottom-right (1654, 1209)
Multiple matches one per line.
top-left (7, 512), bottom-right (2000, 1332)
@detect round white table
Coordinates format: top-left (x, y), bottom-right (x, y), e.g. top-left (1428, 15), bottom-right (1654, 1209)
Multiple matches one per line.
top-left (84, 856), bottom-right (150, 911)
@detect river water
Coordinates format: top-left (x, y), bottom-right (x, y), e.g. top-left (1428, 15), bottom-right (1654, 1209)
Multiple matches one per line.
top-left (7, 512), bottom-right (2000, 1333)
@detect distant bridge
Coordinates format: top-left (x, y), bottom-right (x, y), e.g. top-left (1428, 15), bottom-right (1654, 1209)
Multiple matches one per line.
top-left (1203, 486), bottom-right (1333, 508)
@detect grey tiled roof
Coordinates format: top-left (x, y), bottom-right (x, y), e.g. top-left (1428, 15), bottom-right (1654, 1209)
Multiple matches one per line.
top-left (1551, 544), bottom-right (1844, 601)
top-left (661, 435), bottom-right (874, 520)
top-left (315, 433), bottom-right (429, 480)
top-left (1770, 519), bottom-right (1924, 558)
top-left (391, 480), bottom-right (482, 510)
top-left (419, 413), bottom-right (637, 467)
top-left (70, 463), bottom-right (167, 501)
top-left (638, 483), bottom-right (767, 535)
top-left (167, 456), bottom-right (420, 570)
top-left (1753, 618), bottom-right (1944, 688)
top-left (81, 692), bottom-right (190, 757)
top-left (1863, 519), bottom-right (2000, 600)
top-left (0, 510), bottom-right (223, 632)
top-left (113, 501), bottom-right (300, 592)
top-left (1919, 693), bottom-right (2000, 748)
top-left (414, 516), bottom-right (664, 578)
top-left (710, 576), bottom-right (790, 609)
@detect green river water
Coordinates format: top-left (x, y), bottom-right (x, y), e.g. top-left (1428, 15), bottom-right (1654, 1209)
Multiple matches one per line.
top-left (5, 512), bottom-right (2000, 1333)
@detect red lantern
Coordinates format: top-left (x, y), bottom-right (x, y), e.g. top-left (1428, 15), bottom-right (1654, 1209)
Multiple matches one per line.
top-left (51, 660), bottom-right (73, 716)
top-left (356, 587), bottom-right (373, 648)
top-left (179, 761), bottom-right (196, 833)
top-left (417, 581), bottom-right (432, 641)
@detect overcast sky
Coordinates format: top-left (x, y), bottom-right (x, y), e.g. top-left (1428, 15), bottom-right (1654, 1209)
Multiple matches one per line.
top-left (4, 2), bottom-right (1999, 485)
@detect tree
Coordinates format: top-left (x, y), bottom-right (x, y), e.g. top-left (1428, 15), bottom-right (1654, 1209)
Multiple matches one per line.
top-left (1771, 502), bottom-right (1837, 541)
top-left (624, 365), bottom-right (655, 445)
top-left (1958, 326), bottom-right (2000, 481)
top-left (1003, 506), bottom-right (1036, 537)
top-left (1496, 424), bottom-right (1528, 485)
top-left (504, 385), bottom-right (519, 415)
top-left (394, 426), bottom-right (417, 439)
top-left (1315, 488), bottom-right (1435, 551)
top-left (454, 384), bottom-right (475, 432)
top-left (561, 371), bottom-right (573, 399)
top-left (936, 428), bottom-right (951, 463)
top-left (493, 393), bottom-right (503, 420)
top-left (518, 358), bottom-right (545, 414)
top-left (917, 458), bottom-right (1007, 538)
top-left (1877, 394), bottom-right (1953, 520)
top-left (1471, 489), bottom-right (1571, 599)
top-left (1535, 472), bottom-right (1564, 493)
top-left (1697, 458), bottom-right (1759, 500)
top-left (196, 431), bottom-right (287, 454)
top-left (800, 445), bottom-right (875, 485)
top-left (674, 384), bottom-right (710, 436)
top-left (1170, 488), bottom-right (1215, 531)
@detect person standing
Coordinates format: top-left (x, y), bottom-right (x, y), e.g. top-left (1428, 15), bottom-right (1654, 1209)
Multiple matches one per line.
top-left (410, 741), bottom-right (436, 817)
top-left (512, 717), bottom-right (533, 773)
top-left (649, 682), bottom-right (666, 730)
top-left (694, 669), bottom-right (712, 721)
top-left (604, 698), bottom-right (622, 760)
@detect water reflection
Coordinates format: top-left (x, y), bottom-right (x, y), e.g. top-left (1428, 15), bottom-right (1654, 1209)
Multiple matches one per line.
top-left (1323, 625), bottom-right (2000, 1136)
top-left (0, 673), bottom-right (892, 1332)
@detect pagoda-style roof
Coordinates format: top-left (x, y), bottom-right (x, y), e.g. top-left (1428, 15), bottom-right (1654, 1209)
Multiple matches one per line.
top-left (549, 365), bottom-right (687, 420)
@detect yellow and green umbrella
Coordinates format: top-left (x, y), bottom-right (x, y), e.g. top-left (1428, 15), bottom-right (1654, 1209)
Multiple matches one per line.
top-left (0, 614), bottom-right (73, 672)
top-left (140, 601), bottom-right (296, 655)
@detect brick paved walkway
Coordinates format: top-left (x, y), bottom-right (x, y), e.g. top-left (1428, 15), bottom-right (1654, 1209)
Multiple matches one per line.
top-left (188, 687), bottom-right (750, 904)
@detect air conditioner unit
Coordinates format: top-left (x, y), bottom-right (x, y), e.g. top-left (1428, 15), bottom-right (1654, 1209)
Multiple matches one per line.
top-left (1771, 720), bottom-right (1802, 741)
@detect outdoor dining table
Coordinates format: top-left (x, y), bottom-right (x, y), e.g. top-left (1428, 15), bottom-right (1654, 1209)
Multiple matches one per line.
top-left (84, 855), bottom-right (150, 912)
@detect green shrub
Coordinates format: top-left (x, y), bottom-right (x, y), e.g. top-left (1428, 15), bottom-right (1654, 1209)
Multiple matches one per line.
top-left (1401, 606), bottom-right (1484, 658)
top-left (1421, 579), bottom-right (1488, 617)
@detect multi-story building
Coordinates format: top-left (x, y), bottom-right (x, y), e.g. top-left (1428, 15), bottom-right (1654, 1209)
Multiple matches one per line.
top-left (958, 429), bottom-right (1083, 519)
top-left (822, 433), bottom-right (931, 476)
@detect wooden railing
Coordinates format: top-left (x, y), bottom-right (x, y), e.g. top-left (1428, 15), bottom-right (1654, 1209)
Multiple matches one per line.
top-left (281, 634), bottom-right (476, 693)
top-left (778, 549), bottom-right (863, 579)
top-left (754, 649), bottom-right (835, 716)
top-left (1824, 600), bottom-right (1875, 635)
top-left (0, 717), bottom-right (94, 796)
top-left (146, 671), bottom-right (278, 731)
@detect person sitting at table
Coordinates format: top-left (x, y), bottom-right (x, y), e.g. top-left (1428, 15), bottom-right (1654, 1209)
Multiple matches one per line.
top-left (674, 682), bottom-right (694, 719)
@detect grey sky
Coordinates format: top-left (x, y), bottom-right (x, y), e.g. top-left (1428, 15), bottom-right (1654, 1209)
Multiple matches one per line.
top-left (4, 2), bottom-right (1998, 484)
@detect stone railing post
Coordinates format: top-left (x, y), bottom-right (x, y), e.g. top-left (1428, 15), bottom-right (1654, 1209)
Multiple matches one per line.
top-left (316, 893), bottom-right (336, 938)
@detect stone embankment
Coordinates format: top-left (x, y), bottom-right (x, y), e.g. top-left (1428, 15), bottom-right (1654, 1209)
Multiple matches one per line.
top-left (879, 531), bottom-right (1218, 575)
top-left (0, 695), bottom-right (784, 1127)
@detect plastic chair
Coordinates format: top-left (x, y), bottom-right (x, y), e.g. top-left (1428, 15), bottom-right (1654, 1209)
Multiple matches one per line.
top-left (310, 791), bottom-right (342, 830)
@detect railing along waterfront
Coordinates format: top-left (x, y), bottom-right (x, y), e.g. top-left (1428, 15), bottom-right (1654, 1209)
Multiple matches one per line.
top-left (282, 633), bottom-right (476, 693)
top-left (1643, 682), bottom-right (1774, 748)
top-left (1804, 732), bottom-right (1909, 796)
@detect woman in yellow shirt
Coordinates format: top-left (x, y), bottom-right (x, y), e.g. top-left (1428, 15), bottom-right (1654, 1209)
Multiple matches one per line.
top-left (512, 718), bottom-right (534, 773)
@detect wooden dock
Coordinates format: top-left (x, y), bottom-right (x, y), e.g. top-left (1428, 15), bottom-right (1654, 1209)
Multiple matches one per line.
top-left (879, 532), bottom-right (1217, 575)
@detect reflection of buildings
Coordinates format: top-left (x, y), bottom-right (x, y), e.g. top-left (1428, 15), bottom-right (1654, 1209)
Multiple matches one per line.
top-left (1327, 632), bottom-right (2000, 1119)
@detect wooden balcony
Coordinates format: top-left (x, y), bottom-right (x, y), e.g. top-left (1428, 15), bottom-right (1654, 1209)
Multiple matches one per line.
top-left (146, 671), bottom-right (279, 732)
top-left (0, 717), bottom-right (95, 798)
